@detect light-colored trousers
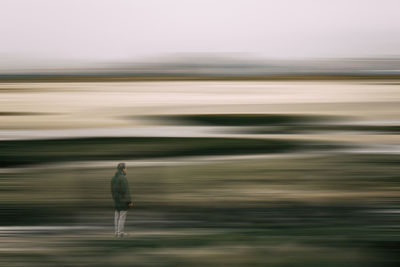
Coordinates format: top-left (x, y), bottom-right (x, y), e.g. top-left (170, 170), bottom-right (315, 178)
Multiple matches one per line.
top-left (114, 210), bottom-right (128, 235)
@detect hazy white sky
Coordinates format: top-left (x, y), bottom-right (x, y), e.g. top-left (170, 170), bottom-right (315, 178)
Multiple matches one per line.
top-left (1, 0), bottom-right (399, 64)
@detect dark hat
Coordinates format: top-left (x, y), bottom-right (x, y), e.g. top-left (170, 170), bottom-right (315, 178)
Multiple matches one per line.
top-left (117, 163), bottom-right (126, 170)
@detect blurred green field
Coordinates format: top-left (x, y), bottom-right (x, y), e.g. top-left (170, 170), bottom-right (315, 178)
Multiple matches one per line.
top-left (1, 153), bottom-right (399, 266)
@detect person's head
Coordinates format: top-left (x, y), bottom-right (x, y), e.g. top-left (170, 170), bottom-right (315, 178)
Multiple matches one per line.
top-left (117, 163), bottom-right (126, 173)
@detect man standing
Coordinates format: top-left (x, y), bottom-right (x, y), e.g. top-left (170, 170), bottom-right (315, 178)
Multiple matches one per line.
top-left (111, 163), bottom-right (133, 238)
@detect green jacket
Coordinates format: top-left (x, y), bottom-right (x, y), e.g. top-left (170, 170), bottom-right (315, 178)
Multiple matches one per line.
top-left (111, 170), bottom-right (132, 211)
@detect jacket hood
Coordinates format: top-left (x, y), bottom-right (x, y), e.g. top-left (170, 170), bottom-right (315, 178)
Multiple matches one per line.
top-left (117, 163), bottom-right (126, 171)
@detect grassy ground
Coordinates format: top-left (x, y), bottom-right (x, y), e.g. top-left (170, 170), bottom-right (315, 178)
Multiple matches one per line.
top-left (1, 153), bottom-right (399, 266)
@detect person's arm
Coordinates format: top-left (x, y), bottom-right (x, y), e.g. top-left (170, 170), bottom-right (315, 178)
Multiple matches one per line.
top-left (124, 178), bottom-right (132, 203)
top-left (111, 177), bottom-right (119, 201)
top-left (118, 176), bottom-right (131, 204)
top-left (123, 177), bottom-right (134, 206)
top-left (127, 184), bottom-right (133, 206)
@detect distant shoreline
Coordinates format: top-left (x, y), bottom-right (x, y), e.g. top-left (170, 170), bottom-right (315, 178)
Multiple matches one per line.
top-left (0, 74), bottom-right (399, 83)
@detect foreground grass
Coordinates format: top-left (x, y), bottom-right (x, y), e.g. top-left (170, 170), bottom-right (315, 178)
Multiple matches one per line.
top-left (0, 228), bottom-right (380, 267)
top-left (1, 153), bottom-right (399, 266)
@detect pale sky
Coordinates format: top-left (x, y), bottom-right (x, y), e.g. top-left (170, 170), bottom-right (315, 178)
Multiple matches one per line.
top-left (1, 0), bottom-right (399, 66)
